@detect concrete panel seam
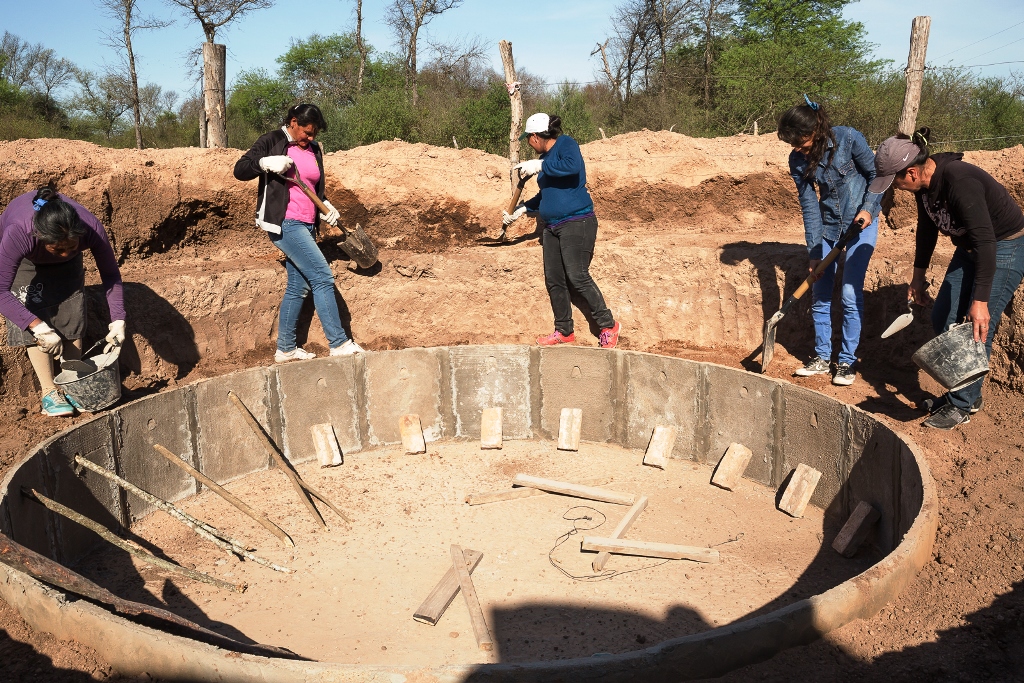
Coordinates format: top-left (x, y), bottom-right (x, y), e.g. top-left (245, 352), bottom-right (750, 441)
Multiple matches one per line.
top-left (893, 441), bottom-right (904, 547)
top-left (771, 383), bottom-right (785, 489)
top-left (438, 347), bottom-right (454, 440)
top-left (612, 351), bottom-right (628, 447)
top-left (182, 386), bottom-right (202, 496)
top-left (839, 404), bottom-right (853, 519)
top-left (696, 364), bottom-right (711, 462)
top-left (353, 353), bottom-right (370, 452)
top-left (266, 367), bottom-right (284, 453)
top-left (109, 409), bottom-right (129, 530)
top-left (529, 346), bottom-right (543, 439)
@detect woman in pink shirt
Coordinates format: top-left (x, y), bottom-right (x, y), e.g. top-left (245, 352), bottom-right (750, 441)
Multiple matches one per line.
top-left (234, 104), bottom-right (363, 361)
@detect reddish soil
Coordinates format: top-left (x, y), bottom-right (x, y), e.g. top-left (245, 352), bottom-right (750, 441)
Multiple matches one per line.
top-left (0, 133), bottom-right (1022, 681)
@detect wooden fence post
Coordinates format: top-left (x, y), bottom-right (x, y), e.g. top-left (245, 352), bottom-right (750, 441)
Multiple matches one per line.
top-left (897, 16), bottom-right (931, 136)
top-left (499, 40), bottom-right (524, 180)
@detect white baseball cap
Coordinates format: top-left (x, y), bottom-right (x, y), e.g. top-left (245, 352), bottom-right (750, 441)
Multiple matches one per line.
top-left (519, 112), bottom-right (550, 140)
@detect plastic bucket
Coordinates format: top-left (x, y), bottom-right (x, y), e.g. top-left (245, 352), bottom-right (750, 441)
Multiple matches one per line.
top-left (54, 344), bottom-right (122, 412)
top-left (912, 322), bottom-right (989, 391)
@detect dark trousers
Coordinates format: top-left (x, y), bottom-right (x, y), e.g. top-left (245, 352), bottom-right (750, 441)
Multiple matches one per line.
top-left (542, 216), bottom-right (614, 335)
top-left (932, 237), bottom-right (1024, 409)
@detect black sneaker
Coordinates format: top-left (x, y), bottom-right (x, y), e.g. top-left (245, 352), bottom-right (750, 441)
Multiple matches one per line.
top-left (832, 362), bottom-right (855, 386)
top-left (923, 403), bottom-right (971, 430)
top-left (795, 356), bottom-right (830, 377)
top-left (920, 395), bottom-right (983, 415)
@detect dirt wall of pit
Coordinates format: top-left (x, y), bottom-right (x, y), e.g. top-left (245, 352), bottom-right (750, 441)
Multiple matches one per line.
top-left (0, 345), bottom-right (936, 681)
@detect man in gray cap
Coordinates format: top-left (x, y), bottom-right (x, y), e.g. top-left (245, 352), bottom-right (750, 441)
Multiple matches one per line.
top-left (872, 128), bottom-right (1024, 429)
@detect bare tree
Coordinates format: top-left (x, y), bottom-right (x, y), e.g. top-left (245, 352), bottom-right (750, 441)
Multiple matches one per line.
top-left (1, 32), bottom-right (45, 89)
top-left (73, 69), bottom-right (133, 139)
top-left (32, 50), bottom-right (76, 120)
top-left (99, 0), bottom-right (171, 149)
top-left (695, 0), bottom-right (735, 107)
top-left (602, 0), bottom-right (695, 102)
top-left (354, 0), bottom-right (367, 94)
top-left (384, 0), bottom-right (464, 105)
top-left (164, 0), bottom-right (275, 146)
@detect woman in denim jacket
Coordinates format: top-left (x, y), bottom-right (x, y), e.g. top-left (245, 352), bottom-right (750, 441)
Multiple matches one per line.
top-left (777, 98), bottom-right (882, 386)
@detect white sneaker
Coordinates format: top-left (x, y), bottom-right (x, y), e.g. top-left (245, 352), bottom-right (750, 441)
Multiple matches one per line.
top-left (275, 347), bottom-right (316, 363)
top-left (330, 340), bottom-right (364, 356)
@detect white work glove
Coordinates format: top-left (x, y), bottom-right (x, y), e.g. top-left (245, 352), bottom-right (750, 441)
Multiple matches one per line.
top-left (31, 322), bottom-right (62, 356)
top-left (105, 320), bottom-right (125, 345)
top-left (258, 155), bottom-right (294, 175)
top-left (513, 159), bottom-right (543, 177)
top-left (319, 200), bottom-right (339, 227)
top-left (502, 204), bottom-right (528, 226)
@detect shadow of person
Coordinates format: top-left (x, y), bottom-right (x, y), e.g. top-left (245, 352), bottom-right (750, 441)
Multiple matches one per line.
top-left (85, 282), bottom-right (200, 381)
top-left (0, 627), bottom-right (105, 681)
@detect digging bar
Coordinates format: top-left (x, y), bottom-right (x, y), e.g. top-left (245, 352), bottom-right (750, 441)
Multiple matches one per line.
top-left (760, 217), bottom-right (865, 373)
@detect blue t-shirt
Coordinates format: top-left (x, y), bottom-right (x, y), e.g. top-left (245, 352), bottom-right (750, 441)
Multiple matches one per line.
top-left (523, 135), bottom-right (594, 223)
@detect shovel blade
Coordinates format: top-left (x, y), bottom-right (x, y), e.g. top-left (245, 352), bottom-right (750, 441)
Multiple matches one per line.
top-left (338, 223), bottom-right (378, 269)
top-left (761, 311), bottom-right (783, 373)
top-left (881, 312), bottom-right (914, 339)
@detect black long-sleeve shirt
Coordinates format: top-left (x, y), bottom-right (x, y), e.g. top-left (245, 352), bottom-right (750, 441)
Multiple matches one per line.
top-left (914, 153), bottom-right (1024, 302)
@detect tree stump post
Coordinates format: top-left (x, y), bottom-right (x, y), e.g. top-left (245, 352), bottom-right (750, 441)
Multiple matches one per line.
top-left (897, 16), bottom-right (931, 136)
top-left (499, 40), bottom-right (523, 182)
top-left (203, 42), bottom-right (227, 148)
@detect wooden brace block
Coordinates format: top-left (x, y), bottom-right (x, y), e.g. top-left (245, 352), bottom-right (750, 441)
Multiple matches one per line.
top-left (399, 414), bottom-right (426, 454)
top-left (465, 477), bottom-right (611, 505)
top-left (778, 463), bottom-right (822, 518)
top-left (831, 501), bottom-right (881, 557)
top-left (512, 474), bottom-right (634, 506)
top-left (450, 545), bottom-right (493, 651)
top-left (710, 442), bottom-right (754, 490)
top-left (557, 408), bottom-right (583, 451)
top-left (413, 548), bottom-right (483, 625)
top-left (593, 496), bottom-right (649, 571)
top-left (480, 408), bottom-right (502, 450)
top-left (643, 425), bottom-right (677, 469)
top-left (310, 423), bottom-right (343, 467)
top-left (582, 536), bottom-right (720, 563)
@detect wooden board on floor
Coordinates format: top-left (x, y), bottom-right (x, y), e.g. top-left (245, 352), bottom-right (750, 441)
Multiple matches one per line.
top-left (831, 500), bottom-right (881, 557)
top-left (450, 544), bottom-right (493, 651)
top-left (413, 548), bottom-right (483, 625)
top-left (480, 408), bottom-right (502, 450)
top-left (777, 463), bottom-right (822, 518)
top-left (465, 477), bottom-right (612, 505)
top-left (582, 536), bottom-right (720, 563)
top-left (710, 442), bottom-right (753, 490)
top-left (643, 426), bottom-right (677, 469)
top-left (557, 408), bottom-right (583, 451)
top-left (592, 496), bottom-right (649, 571)
top-left (400, 414), bottom-right (426, 454)
top-left (310, 423), bottom-right (343, 467)
top-left (512, 474), bottom-right (634, 505)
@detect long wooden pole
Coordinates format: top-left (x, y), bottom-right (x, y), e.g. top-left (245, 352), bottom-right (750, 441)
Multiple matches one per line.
top-left (22, 488), bottom-right (243, 592)
top-left (152, 444), bottom-right (294, 547)
top-left (499, 40), bottom-right (523, 175)
top-left (897, 16), bottom-right (931, 136)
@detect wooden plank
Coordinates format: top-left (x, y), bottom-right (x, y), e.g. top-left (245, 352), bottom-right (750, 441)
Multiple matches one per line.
top-left (413, 548), bottom-right (483, 625)
top-left (310, 423), bottom-right (343, 467)
top-left (480, 408), bottom-right (502, 450)
top-left (831, 501), bottom-right (881, 557)
top-left (512, 474), bottom-right (634, 506)
top-left (710, 442), bottom-right (754, 491)
top-left (777, 463), bottom-right (822, 518)
top-left (643, 425), bottom-right (677, 469)
top-left (400, 414), bottom-right (426, 454)
top-left (592, 496), bottom-right (649, 571)
top-left (557, 408), bottom-right (582, 451)
top-left (450, 545), bottom-right (493, 651)
top-left (582, 536), bottom-right (720, 564)
top-left (465, 477), bottom-right (611, 505)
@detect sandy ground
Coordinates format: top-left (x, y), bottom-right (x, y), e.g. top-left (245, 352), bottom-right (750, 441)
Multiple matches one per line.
top-left (76, 440), bottom-right (865, 667)
top-left (0, 133), bottom-right (1022, 681)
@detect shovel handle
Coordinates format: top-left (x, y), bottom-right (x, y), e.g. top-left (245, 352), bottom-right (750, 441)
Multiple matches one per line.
top-left (278, 172), bottom-right (347, 239)
top-left (506, 169), bottom-right (529, 214)
top-left (782, 218), bottom-right (866, 313)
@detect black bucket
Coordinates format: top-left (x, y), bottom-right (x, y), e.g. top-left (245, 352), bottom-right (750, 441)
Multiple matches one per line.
top-left (912, 322), bottom-right (989, 392)
top-left (53, 344), bottom-right (122, 412)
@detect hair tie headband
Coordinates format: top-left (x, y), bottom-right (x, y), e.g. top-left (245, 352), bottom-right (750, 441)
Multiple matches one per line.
top-left (32, 199), bottom-right (48, 212)
top-left (803, 94), bottom-right (819, 111)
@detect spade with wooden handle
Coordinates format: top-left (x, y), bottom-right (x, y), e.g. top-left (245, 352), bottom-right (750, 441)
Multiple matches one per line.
top-left (278, 172), bottom-right (379, 269)
top-left (499, 168), bottom-right (530, 242)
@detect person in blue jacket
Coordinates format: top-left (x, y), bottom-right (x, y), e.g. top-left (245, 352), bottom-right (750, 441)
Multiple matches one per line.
top-left (502, 113), bottom-right (620, 348)
top-left (777, 97), bottom-right (882, 386)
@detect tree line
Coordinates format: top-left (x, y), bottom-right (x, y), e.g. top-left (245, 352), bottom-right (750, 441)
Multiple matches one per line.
top-left (2, 0), bottom-right (1022, 155)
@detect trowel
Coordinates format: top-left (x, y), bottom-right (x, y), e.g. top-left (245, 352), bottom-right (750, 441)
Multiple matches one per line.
top-left (59, 341), bottom-right (103, 374)
top-left (881, 300), bottom-right (914, 338)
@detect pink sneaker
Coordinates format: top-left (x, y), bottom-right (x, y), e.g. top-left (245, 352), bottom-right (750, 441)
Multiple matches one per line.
top-left (536, 330), bottom-right (575, 346)
top-left (599, 322), bottom-right (621, 349)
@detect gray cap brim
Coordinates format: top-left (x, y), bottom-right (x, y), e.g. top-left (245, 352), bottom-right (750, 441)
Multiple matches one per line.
top-left (868, 174), bottom-right (896, 194)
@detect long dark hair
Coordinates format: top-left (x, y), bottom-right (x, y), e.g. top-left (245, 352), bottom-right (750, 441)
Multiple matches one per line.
top-left (31, 185), bottom-right (86, 244)
top-left (534, 114), bottom-right (562, 140)
top-left (282, 103), bottom-right (328, 132)
top-left (777, 103), bottom-right (836, 181)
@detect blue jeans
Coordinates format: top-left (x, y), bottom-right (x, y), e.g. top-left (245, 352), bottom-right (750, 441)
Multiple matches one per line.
top-left (269, 219), bottom-right (349, 352)
top-left (931, 237), bottom-right (1024, 409)
top-left (811, 218), bottom-right (878, 366)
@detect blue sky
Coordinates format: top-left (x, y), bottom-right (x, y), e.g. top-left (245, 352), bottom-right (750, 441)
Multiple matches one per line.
top-left (3, 0), bottom-right (1021, 103)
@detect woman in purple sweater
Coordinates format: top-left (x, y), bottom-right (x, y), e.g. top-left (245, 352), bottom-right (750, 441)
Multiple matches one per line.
top-left (0, 186), bottom-right (125, 416)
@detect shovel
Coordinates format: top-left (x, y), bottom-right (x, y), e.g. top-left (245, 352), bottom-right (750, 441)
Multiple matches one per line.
top-left (881, 299), bottom-right (914, 339)
top-left (499, 168), bottom-right (530, 242)
top-left (760, 218), bottom-right (866, 373)
top-left (279, 172), bottom-right (379, 269)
